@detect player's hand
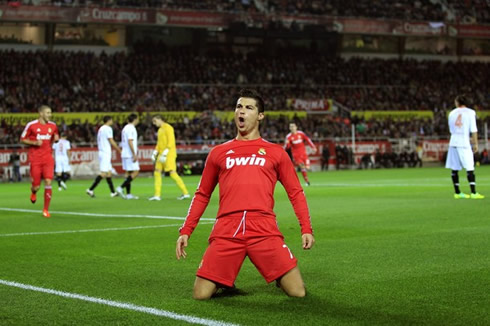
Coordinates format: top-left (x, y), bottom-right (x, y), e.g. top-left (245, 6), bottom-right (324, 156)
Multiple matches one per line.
top-left (151, 150), bottom-right (158, 163)
top-left (160, 148), bottom-right (169, 163)
top-left (302, 233), bottom-right (315, 250)
top-left (472, 145), bottom-right (478, 154)
top-left (176, 234), bottom-right (189, 260)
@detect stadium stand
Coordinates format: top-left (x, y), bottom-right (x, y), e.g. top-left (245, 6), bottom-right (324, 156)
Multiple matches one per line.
top-left (0, 47), bottom-right (488, 114)
top-left (0, 0), bottom-right (488, 22)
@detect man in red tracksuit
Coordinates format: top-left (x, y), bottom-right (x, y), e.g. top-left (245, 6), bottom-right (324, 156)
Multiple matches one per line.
top-left (176, 89), bottom-right (315, 300)
top-left (20, 105), bottom-right (59, 218)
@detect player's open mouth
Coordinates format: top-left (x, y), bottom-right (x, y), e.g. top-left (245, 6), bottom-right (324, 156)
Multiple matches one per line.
top-left (238, 117), bottom-right (245, 128)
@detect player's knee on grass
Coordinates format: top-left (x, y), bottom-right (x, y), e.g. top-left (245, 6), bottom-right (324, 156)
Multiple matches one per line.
top-left (277, 267), bottom-right (306, 298)
top-left (193, 277), bottom-right (217, 300)
top-left (281, 282), bottom-right (306, 298)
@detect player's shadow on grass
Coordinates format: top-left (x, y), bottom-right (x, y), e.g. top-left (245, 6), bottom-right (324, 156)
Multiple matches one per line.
top-left (212, 286), bottom-right (248, 299)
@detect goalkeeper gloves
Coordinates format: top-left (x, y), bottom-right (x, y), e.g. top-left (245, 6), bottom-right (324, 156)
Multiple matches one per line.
top-left (151, 150), bottom-right (158, 163)
top-left (159, 148), bottom-right (169, 163)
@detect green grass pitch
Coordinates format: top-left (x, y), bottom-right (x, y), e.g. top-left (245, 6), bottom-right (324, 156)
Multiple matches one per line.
top-left (0, 166), bottom-right (489, 325)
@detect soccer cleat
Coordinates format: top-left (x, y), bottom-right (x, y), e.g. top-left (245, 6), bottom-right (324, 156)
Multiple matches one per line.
top-left (305, 181), bottom-right (311, 187)
top-left (149, 196), bottom-right (161, 201)
top-left (42, 209), bottom-right (50, 218)
top-left (177, 194), bottom-right (191, 200)
top-left (454, 193), bottom-right (470, 199)
top-left (30, 193), bottom-right (37, 204)
top-left (86, 189), bottom-right (95, 198)
top-left (58, 187), bottom-right (62, 191)
top-left (126, 194), bottom-right (139, 200)
top-left (470, 193), bottom-right (485, 199)
top-left (110, 192), bottom-right (119, 198)
top-left (116, 186), bottom-right (126, 199)
top-left (60, 181), bottom-right (67, 190)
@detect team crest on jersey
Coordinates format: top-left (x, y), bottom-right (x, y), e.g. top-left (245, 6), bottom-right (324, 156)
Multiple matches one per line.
top-left (258, 148), bottom-right (266, 155)
top-left (36, 128), bottom-right (41, 132)
top-left (48, 128), bottom-right (52, 133)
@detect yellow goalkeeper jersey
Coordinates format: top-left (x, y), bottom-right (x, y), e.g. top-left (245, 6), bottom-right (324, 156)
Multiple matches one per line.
top-left (155, 122), bottom-right (176, 155)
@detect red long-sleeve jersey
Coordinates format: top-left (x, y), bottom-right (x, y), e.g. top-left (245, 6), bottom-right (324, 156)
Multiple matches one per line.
top-left (20, 119), bottom-right (58, 162)
top-left (179, 138), bottom-right (313, 237)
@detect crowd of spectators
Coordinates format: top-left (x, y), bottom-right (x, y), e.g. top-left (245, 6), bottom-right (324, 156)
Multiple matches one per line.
top-left (262, 0), bottom-right (445, 21)
top-left (2, 108), bottom-right (489, 148)
top-left (448, 0), bottom-right (490, 24)
top-left (0, 46), bottom-right (489, 115)
top-left (2, 0), bottom-right (488, 23)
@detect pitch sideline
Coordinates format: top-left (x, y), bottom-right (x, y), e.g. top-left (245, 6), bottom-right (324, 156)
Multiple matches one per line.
top-left (0, 207), bottom-right (215, 221)
top-left (0, 279), bottom-right (238, 326)
top-left (0, 223), bottom-right (211, 237)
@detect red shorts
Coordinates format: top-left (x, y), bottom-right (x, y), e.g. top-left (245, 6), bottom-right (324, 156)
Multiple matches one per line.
top-left (292, 152), bottom-right (310, 168)
top-left (30, 160), bottom-right (54, 187)
top-left (196, 217), bottom-right (297, 287)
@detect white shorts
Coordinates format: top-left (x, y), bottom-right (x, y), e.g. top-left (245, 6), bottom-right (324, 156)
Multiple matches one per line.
top-left (445, 146), bottom-right (474, 171)
top-left (122, 157), bottom-right (140, 171)
top-left (99, 153), bottom-right (112, 173)
top-left (55, 157), bottom-right (71, 173)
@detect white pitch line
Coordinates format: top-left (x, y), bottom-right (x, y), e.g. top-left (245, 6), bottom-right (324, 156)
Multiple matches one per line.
top-left (0, 279), bottom-right (239, 326)
top-left (0, 223), bottom-right (217, 238)
top-left (0, 208), bottom-right (215, 221)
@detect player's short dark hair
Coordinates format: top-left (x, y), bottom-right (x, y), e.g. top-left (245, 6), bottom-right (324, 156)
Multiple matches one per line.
top-left (38, 105), bottom-right (50, 112)
top-left (238, 89), bottom-right (265, 113)
top-left (128, 113), bottom-right (138, 123)
top-left (103, 115), bottom-right (112, 123)
top-left (455, 95), bottom-right (469, 106)
top-left (152, 114), bottom-right (163, 120)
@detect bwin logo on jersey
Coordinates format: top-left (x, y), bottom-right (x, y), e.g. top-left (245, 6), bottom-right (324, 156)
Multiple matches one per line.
top-left (226, 154), bottom-right (266, 169)
top-left (37, 134), bottom-right (52, 140)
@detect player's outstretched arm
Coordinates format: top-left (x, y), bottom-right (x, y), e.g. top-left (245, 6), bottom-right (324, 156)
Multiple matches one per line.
top-left (176, 234), bottom-right (189, 260)
top-left (302, 233), bottom-right (315, 250)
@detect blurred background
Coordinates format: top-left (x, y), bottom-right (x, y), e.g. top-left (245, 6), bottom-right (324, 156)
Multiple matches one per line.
top-left (0, 0), bottom-right (489, 180)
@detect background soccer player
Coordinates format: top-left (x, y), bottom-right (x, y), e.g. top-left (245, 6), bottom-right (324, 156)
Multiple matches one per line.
top-left (86, 116), bottom-right (121, 198)
top-left (116, 113), bottom-right (140, 200)
top-left (149, 115), bottom-right (190, 201)
top-left (176, 89), bottom-right (315, 300)
top-left (52, 133), bottom-right (71, 191)
top-left (20, 105), bottom-right (59, 218)
top-left (284, 122), bottom-right (317, 186)
top-left (445, 95), bottom-right (484, 199)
